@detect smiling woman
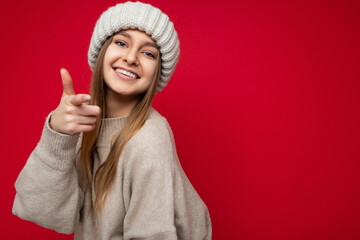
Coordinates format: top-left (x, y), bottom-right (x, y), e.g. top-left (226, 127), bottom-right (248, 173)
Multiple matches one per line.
top-left (102, 29), bottom-right (161, 115)
top-left (12, 1), bottom-right (212, 240)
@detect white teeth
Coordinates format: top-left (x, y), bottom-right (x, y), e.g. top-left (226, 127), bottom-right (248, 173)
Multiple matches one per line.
top-left (115, 68), bottom-right (138, 79)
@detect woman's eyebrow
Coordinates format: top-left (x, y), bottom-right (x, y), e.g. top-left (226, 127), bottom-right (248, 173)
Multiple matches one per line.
top-left (115, 32), bottom-right (159, 50)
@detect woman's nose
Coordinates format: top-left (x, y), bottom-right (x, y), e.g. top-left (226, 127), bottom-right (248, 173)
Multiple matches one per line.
top-left (123, 49), bottom-right (139, 66)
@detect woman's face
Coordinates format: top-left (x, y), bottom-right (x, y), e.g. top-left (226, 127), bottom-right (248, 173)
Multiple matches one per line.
top-left (102, 29), bottom-right (160, 98)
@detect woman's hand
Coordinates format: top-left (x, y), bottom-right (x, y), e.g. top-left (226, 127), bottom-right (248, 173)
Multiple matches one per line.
top-left (49, 68), bottom-right (101, 135)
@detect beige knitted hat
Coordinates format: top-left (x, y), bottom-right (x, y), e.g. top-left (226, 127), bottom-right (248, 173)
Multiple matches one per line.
top-left (88, 1), bottom-right (180, 93)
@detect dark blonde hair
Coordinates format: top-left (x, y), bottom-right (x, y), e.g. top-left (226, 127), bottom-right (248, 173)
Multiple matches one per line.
top-left (77, 32), bottom-right (162, 225)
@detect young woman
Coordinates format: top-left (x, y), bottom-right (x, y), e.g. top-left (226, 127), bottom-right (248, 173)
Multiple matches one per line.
top-left (12, 1), bottom-right (212, 240)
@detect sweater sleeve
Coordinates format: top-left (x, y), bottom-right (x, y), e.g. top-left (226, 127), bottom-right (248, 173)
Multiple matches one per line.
top-left (122, 120), bottom-right (178, 240)
top-left (12, 111), bottom-right (84, 234)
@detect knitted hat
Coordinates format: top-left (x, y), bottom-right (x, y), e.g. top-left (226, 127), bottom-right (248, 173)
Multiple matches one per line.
top-left (88, 1), bottom-right (180, 93)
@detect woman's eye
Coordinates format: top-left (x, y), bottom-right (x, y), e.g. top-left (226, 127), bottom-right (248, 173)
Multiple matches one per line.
top-left (114, 41), bottom-right (155, 58)
top-left (144, 52), bottom-right (155, 58)
top-left (115, 41), bottom-right (126, 47)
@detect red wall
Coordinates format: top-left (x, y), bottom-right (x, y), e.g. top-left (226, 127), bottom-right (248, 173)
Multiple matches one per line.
top-left (2, 0), bottom-right (360, 239)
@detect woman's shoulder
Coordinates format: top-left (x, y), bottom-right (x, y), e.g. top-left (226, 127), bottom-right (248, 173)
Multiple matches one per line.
top-left (124, 107), bottom-right (175, 166)
top-left (147, 106), bottom-right (168, 124)
top-left (130, 107), bottom-right (172, 147)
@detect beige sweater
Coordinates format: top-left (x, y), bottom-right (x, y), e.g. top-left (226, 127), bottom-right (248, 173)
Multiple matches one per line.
top-left (12, 106), bottom-right (212, 239)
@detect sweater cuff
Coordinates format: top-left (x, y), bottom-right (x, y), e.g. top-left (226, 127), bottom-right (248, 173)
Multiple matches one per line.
top-left (36, 111), bottom-right (81, 171)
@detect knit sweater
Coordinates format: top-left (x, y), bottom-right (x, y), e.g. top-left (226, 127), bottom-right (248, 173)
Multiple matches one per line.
top-left (12, 106), bottom-right (212, 240)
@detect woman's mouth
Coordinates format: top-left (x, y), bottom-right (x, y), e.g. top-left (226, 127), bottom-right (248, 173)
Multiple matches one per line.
top-left (113, 68), bottom-right (139, 80)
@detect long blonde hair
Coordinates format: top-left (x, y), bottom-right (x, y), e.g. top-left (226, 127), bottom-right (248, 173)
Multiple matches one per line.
top-left (77, 33), bottom-right (162, 224)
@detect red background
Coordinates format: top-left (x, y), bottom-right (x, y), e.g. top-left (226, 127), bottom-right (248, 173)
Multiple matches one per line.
top-left (2, 0), bottom-right (360, 239)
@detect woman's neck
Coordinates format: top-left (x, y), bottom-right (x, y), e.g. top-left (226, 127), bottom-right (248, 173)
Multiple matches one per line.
top-left (105, 89), bottom-right (139, 118)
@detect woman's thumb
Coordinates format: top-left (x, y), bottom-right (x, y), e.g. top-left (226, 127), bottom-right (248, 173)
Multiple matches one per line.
top-left (60, 68), bottom-right (75, 95)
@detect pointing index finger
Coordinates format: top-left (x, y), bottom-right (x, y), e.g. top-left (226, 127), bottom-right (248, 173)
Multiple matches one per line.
top-left (69, 94), bottom-right (91, 106)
